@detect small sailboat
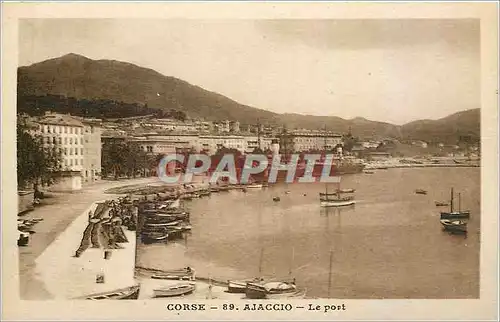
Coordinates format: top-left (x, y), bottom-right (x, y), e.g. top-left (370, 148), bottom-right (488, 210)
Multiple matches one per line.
top-left (245, 280), bottom-right (299, 299)
top-left (228, 278), bottom-right (264, 293)
top-left (320, 183), bottom-right (356, 208)
top-left (153, 282), bottom-right (196, 298)
top-left (228, 249), bottom-right (265, 293)
top-left (440, 189), bottom-right (471, 220)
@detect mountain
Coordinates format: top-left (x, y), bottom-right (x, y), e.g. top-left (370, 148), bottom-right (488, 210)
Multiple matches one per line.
top-left (401, 109), bottom-right (480, 144)
top-left (17, 54), bottom-right (478, 142)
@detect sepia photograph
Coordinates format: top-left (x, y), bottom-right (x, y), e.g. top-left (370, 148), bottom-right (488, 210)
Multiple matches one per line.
top-left (2, 2), bottom-right (498, 321)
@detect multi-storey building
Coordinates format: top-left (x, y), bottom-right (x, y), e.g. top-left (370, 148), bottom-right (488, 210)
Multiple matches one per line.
top-left (35, 112), bottom-right (102, 191)
top-left (279, 130), bottom-right (343, 153)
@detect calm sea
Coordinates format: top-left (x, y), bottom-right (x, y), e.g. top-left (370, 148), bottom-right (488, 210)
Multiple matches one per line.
top-left (136, 167), bottom-right (480, 299)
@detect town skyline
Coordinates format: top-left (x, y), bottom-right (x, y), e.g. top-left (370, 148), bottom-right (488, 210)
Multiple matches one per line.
top-left (19, 19), bottom-right (480, 125)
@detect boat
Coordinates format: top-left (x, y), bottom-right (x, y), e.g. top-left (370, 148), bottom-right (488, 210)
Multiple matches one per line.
top-left (145, 220), bottom-right (182, 228)
top-left (77, 285), bottom-right (141, 300)
top-left (151, 268), bottom-right (195, 281)
top-left (319, 188), bottom-right (355, 197)
top-left (153, 282), bottom-right (196, 298)
top-left (245, 280), bottom-right (298, 299)
top-left (363, 170), bottom-right (375, 174)
top-left (440, 189), bottom-right (471, 220)
top-left (415, 189), bottom-right (427, 195)
top-left (320, 197), bottom-right (356, 207)
top-left (141, 231), bottom-right (169, 244)
top-left (227, 278), bottom-right (264, 293)
top-left (440, 219), bottom-right (467, 233)
top-left (247, 183), bottom-right (263, 189)
top-left (273, 197), bottom-right (281, 202)
top-left (435, 201), bottom-right (449, 207)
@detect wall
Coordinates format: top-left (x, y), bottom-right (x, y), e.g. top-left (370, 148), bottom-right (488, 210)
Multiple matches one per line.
top-left (18, 191), bottom-right (34, 214)
top-left (48, 174), bottom-right (82, 192)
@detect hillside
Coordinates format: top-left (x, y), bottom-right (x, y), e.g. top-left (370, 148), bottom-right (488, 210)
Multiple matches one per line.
top-left (17, 53), bottom-right (479, 142)
top-left (400, 109), bottom-right (480, 144)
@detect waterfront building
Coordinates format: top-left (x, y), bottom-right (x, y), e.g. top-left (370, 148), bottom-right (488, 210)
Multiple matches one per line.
top-left (129, 135), bottom-right (190, 154)
top-left (35, 112), bottom-right (103, 191)
top-left (279, 130), bottom-right (343, 153)
top-left (199, 134), bottom-right (245, 154)
top-left (80, 118), bottom-right (102, 183)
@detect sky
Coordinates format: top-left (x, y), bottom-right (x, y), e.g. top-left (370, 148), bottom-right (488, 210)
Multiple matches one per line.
top-left (18, 19), bottom-right (480, 125)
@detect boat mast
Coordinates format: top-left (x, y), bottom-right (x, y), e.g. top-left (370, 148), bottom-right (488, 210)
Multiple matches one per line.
top-left (450, 188), bottom-right (454, 212)
top-left (327, 250), bottom-right (333, 298)
top-left (288, 247), bottom-right (295, 277)
top-left (458, 193), bottom-right (461, 212)
top-left (324, 124), bottom-right (330, 195)
top-left (258, 248), bottom-right (264, 277)
top-left (257, 118), bottom-right (262, 150)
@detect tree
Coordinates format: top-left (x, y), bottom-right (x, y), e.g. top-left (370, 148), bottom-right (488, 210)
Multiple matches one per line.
top-left (17, 117), bottom-right (63, 191)
top-left (102, 141), bottom-right (128, 179)
top-left (124, 143), bottom-right (147, 178)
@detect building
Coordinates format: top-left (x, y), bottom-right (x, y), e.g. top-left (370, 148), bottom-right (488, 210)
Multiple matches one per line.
top-left (279, 130), bottom-right (343, 153)
top-left (35, 113), bottom-right (87, 191)
top-left (129, 135), bottom-right (188, 155)
top-left (199, 135), bottom-right (245, 154)
top-left (229, 121), bottom-right (240, 133)
top-left (80, 118), bottom-right (102, 183)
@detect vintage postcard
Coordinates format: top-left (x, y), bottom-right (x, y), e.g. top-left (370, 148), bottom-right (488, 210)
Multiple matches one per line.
top-left (1, 2), bottom-right (498, 321)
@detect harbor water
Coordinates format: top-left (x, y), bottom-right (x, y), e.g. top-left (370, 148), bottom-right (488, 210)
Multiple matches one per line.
top-left (136, 167), bottom-right (480, 299)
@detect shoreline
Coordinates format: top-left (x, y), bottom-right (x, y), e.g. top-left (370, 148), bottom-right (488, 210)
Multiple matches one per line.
top-left (19, 167), bottom-right (479, 300)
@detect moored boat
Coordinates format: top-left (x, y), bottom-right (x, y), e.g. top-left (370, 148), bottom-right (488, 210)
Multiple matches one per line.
top-left (435, 201), bottom-right (449, 207)
top-left (415, 189), bottom-right (427, 195)
top-left (77, 285), bottom-right (141, 300)
top-left (440, 219), bottom-right (467, 233)
top-left (151, 268), bottom-right (195, 281)
top-left (245, 280), bottom-right (298, 299)
top-left (320, 198), bottom-right (356, 208)
top-left (141, 231), bottom-right (169, 244)
top-left (247, 183), bottom-right (263, 189)
top-left (227, 278), bottom-right (264, 293)
top-left (153, 282), bottom-right (196, 298)
top-left (440, 189), bottom-right (471, 220)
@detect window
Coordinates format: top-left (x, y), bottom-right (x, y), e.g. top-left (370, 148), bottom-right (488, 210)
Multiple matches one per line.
top-left (80, 138), bottom-right (83, 145)
top-left (58, 126), bottom-right (62, 134)
top-left (64, 148), bottom-right (67, 155)
top-left (70, 148), bottom-right (73, 155)
top-left (81, 148), bottom-right (83, 155)
top-left (52, 137), bottom-right (56, 144)
top-left (58, 137), bottom-right (62, 144)
top-left (70, 159), bottom-right (73, 166)
top-left (75, 149), bottom-right (78, 155)
top-left (65, 159), bottom-right (68, 166)
top-left (70, 138), bottom-right (73, 144)
top-left (47, 126), bottom-right (51, 134)
top-left (70, 128), bottom-right (73, 134)
top-left (64, 137), bottom-right (68, 145)
top-left (64, 127), bottom-right (67, 134)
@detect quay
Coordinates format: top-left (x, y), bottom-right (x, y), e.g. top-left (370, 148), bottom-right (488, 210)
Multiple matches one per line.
top-left (18, 177), bottom-right (160, 299)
